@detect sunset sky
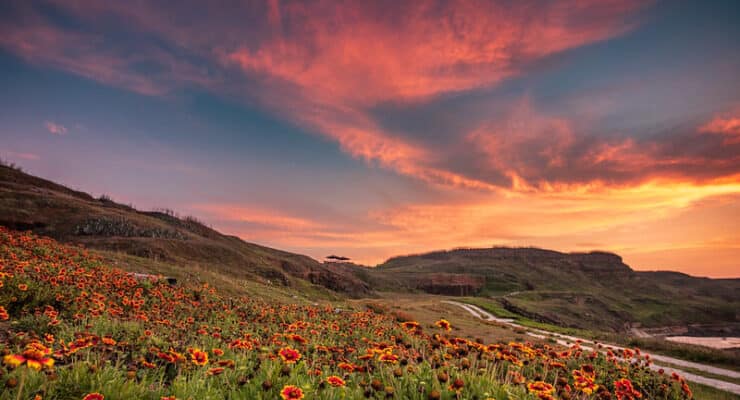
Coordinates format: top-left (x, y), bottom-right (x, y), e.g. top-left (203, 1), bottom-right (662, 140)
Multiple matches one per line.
top-left (1, 0), bottom-right (739, 277)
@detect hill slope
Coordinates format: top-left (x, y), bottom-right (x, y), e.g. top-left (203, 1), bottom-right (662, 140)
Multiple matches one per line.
top-left (357, 248), bottom-right (740, 332)
top-left (0, 165), bottom-right (369, 296)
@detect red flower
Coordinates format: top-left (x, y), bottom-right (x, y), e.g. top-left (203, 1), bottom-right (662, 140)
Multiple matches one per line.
top-left (401, 321), bottom-right (420, 330)
top-left (82, 394), bottom-right (104, 400)
top-left (378, 352), bottom-right (399, 363)
top-left (527, 381), bottom-right (555, 396)
top-left (278, 347), bottom-right (302, 364)
top-left (435, 319), bottom-right (452, 331)
top-left (189, 348), bottom-right (209, 366)
top-left (3, 341), bottom-right (55, 370)
top-left (614, 378), bottom-right (643, 400)
top-left (327, 375), bottom-right (346, 387)
top-left (280, 385), bottom-right (304, 400)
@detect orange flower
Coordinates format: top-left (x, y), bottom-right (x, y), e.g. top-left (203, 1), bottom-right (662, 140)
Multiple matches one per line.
top-left (338, 362), bottom-right (354, 372)
top-left (449, 378), bottom-right (465, 392)
top-left (401, 321), bottom-right (420, 330)
top-left (3, 341), bottom-right (55, 370)
top-left (573, 367), bottom-right (598, 394)
top-left (278, 347), bottom-right (302, 364)
top-left (508, 371), bottom-right (526, 384)
top-left (435, 319), bottom-right (452, 331)
top-left (327, 375), bottom-right (346, 387)
top-left (280, 385), bottom-right (304, 400)
top-left (212, 348), bottom-right (224, 356)
top-left (287, 334), bottom-right (308, 344)
top-left (189, 348), bottom-right (209, 366)
top-left (82, 394), bottom-right (104, 400)
top-left (378, 352), bottom-right (399, 363)
top-left (614, 378), bottom-right (642, 400)
top-left (18, 283), bottom-right (28, 291)
top-left (0, 305), bottom-right (8, 320)
top-left (207, 367), bottom-right (225, 375)
top-left (527, 381), bottom-right (555, 396)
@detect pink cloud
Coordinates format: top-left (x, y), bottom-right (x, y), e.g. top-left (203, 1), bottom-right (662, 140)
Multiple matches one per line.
top-left (0, 4), bottom-right (216, 96)
top-left (224, 0), bottom-right (644, 105)
top-left (191, 203), bottom-right (324, 230)
top-left (17, 0), bottom-right (726, 193)
top-left (44, 121), bottom-right (67, 135)
top-left (215, 0), bottom-right (650, 189)
top-left (2, 151), bottom-right (41, 161)
top-left (699, 113), bottom-right (740, 145)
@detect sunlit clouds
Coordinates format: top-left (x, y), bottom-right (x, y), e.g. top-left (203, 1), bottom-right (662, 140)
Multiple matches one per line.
top-left (699, 111), bottom-right (740, 145)
top-left (1, 0), bottom-right (739, 276)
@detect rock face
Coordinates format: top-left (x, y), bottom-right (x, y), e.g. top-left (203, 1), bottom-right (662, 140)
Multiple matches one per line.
top-left (570, 251), bottom-right (630, 273)
top-left (75, 217), bottom-right (186, 240)
top-left (416, 273), bottom-right (485, 296)
top-left (307, 269), bottom-right (371, 296)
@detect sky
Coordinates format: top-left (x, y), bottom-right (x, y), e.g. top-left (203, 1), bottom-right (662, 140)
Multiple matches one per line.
top-left (0, 0), bottom-right (739, 278)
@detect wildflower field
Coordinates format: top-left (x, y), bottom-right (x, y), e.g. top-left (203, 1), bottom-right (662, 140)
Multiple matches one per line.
top-left (0, 228), bottom-right (695, 399)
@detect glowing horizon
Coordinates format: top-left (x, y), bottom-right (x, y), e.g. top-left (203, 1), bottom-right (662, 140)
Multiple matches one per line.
top-left (1, 1), bottom-right (738, 278)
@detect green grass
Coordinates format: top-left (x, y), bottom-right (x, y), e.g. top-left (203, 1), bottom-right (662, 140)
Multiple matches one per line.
top-left (653, 361), bottom-right (740, 385)
top-left (457, 296), bottom-right (740, 374)
top-left (690, 383), bottom-right (740, 400)
top-left (623, 337), bottom-right (740, 372)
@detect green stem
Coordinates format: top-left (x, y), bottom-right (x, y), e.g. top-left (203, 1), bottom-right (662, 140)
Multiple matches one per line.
top-left (15, 368), bottom-right (27, 400)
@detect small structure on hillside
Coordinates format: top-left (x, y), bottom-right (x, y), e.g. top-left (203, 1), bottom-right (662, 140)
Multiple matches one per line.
top-left (325, 255), bottom-right (351, 263)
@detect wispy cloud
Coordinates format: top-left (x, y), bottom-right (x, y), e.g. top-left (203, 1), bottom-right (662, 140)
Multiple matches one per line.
top-left (2, 151), bottom-right (40, 161)
top-left (1, 0), bottom-right (655, 191)
top-left (699, 111), bottom-right (740, 145)
top-left (44, 121), bottom-right (67, 135)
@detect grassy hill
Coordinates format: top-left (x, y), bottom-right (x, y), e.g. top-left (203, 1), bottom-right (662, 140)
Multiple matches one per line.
top-left (0, 164), bottom-right (369, 298)
top-left (355, 248), bottom-right (739, 333)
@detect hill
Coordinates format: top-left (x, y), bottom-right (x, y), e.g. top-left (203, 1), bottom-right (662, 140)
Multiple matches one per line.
top-left (0, 164), bottom-right (369, 297)
top-left (355, 248), bottom-right (740, 333)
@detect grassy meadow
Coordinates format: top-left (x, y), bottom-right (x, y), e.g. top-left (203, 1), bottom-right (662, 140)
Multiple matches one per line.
top-left (0, 228), bottom-right (706, 399)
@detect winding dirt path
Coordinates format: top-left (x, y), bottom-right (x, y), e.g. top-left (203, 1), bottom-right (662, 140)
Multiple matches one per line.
top-left (443, 300), bottom-right (740, 395)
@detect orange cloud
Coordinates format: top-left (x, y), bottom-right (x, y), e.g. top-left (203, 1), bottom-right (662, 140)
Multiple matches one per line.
top-left (218, 0), bottom-right (648, 189)
top-left (224, 0), bottom-right (643, 104)
top-left (191, 204), bottom-right (323, 230)
top-left (699, 113), bottom-right (740, 145)
top-left (187, 178), bottom-right (740, 278)
top-left (1, 1), bottom-right (657, 191)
